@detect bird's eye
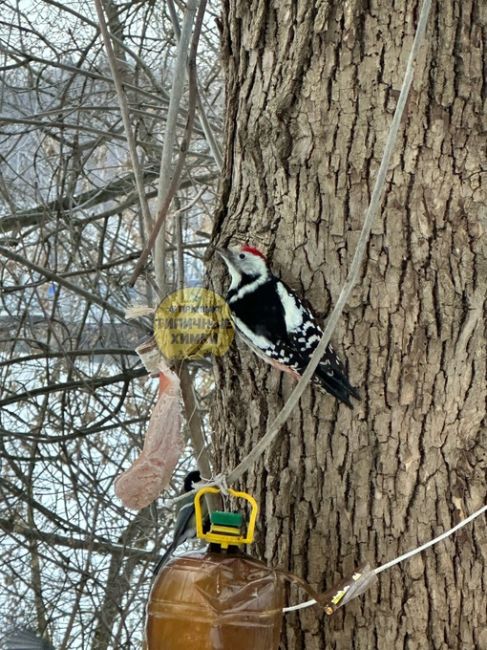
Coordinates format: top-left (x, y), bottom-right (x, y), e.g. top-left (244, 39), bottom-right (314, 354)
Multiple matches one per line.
top-left (239, 253), bottom-right (246, 259)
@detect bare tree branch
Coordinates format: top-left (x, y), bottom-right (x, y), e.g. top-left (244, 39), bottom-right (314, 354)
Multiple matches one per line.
top-left (0, 366), bottom-right (146, 407)
top-left (94, 0), bottom-right (153, 239)
top-left (0, 245), bottom-right (144, 323)
top-left (129, 0), bottom-right (208, 286)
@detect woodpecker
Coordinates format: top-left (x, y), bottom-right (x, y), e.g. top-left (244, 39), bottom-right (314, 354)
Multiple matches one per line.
top-left (216, 244), bottom-right (360, 407)
top-left (153, 470), bottom-right (207, 575)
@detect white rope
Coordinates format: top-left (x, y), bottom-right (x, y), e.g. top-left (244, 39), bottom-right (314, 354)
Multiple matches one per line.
top-left (211, 473), bottom-right (230, 497)
top-left (283, 598), bottom-right (317, 613)
top-left (193, 472), bottom-right (230, 497)
top-left (374, 504), bottom-right (487, 575)
top-left (283, 504), bottom-right (487, 613)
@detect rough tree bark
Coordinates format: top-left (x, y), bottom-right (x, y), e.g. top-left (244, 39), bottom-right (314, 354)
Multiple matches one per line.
top-left (211, 1), bottom-right (486, 649)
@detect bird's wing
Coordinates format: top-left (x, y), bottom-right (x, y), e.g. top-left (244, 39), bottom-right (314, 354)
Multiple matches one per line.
top-left (233, 312), bottom-right (306, 372)
top-left (276, 282), bottom-right (360, 403)
top-left (276, 281), bottom-right (346, 366)
top-left (275, 281), bottom-right (323, 354)
top-left (153, 498), bottom-right (197, 575)
top-left (173, 500), bottom-right (197, 544)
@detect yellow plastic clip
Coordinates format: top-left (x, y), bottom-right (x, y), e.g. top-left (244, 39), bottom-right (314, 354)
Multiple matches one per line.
top-left (194, 486), bottom-right (259, 549)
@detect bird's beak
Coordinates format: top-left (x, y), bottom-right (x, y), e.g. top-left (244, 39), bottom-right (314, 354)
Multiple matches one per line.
top-left (215, 247), bottom-right (235, 267)
top-left (215, 247), bottom-right (228, 259)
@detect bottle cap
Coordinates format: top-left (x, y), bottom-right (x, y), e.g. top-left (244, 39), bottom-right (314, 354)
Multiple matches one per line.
top-left (194, 487), bottom-right (258, 549)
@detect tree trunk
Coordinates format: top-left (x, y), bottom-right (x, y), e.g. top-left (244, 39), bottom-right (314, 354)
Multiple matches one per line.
top-left (211, 1), bottom-right (486, 649)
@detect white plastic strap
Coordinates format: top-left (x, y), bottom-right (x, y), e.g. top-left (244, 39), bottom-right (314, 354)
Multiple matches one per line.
top-left (283, 504), bottom-right (486, 613)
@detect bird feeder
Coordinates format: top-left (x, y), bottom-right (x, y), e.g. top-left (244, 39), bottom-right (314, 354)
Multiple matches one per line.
top-left (145, 487), bottom-right (284, 650)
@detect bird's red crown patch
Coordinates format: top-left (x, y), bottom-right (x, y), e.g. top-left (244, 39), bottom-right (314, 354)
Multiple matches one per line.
top-left (241, 244), bottom-right (266, 260)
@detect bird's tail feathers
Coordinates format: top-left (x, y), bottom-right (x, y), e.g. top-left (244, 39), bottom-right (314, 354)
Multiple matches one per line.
top-left (152, 542), bottom-right (176, 576)
top-left (315, 362), bottom-right (360, 407)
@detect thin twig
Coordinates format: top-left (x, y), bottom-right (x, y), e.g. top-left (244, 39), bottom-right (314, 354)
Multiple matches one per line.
top-left (178, 364), bottom-right (213, 478)
top-left (225, 0), bottom-right (433, 484)
top-left (129, 0), bottom-right (208, 287)
top-left (93, 0), bottom-right (153, 239)
top-left (173, 187), bottom-right (207, 289)
top-left (171, 186), bottom-right (207, 219)
top-left (0, 348), bottom-right (137, 369)
top-left (0, 244), bottom-right (142, 324)
top-left (167, 0), bottom-right (223, 170)
top-left (153, 0), bottom-right (199, 294)
top-left (0, 516), bottom-right (161, 561)
top-left (1, 46), bottom-right (164, 102)
top-left (175, 196), bottom-right (185, 290)
top-left (44, 0), bottom-right (167, 99)
top-left (0, 367), bottom-right (147, 408)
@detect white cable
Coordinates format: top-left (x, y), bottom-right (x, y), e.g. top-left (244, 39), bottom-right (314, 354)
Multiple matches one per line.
top-left (374, 504), bottom-right (487, 575)
top-left (283, 599), bottom-right (317, 613)
top-left (283, 504), bottom-right (487, 613)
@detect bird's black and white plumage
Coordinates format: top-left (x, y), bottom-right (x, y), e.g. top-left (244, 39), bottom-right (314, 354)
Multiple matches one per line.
top-left (153, 471), bottom-right (204, 575)
top-left (217, 244), bottom-right (360, 407)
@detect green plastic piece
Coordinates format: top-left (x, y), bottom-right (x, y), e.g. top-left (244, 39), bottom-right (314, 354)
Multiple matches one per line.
top-left (210, 511), bottom-right (243, 527)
